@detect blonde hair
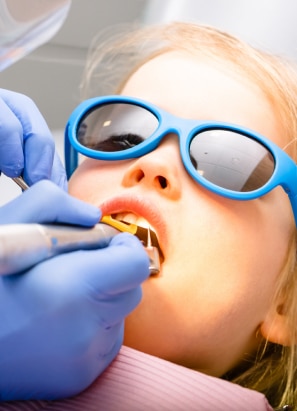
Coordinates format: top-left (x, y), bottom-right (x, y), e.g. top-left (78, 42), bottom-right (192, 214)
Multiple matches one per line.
top-left (81, 22), bottom-right (297, 409)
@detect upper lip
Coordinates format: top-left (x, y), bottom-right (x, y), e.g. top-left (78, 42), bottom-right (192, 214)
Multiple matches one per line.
top-left (99, 194), bottom-right (167, 256)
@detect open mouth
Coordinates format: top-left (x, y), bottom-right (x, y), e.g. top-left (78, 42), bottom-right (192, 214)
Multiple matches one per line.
top-left (101, 212), bottom-right (163, 256)
top-left (101, 212), bottom-right (164, 276)
top-left (111, 212), bottom-right (163, 255)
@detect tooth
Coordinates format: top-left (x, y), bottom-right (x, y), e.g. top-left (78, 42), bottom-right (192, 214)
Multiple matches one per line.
top-left (115, 213), bottom-right (152, 230)
top-left (112, 213), bottom-right (162, 258)
top-left (115, 212), bottom-right (138, 225)
top-left (134, 217), bottom-right (151, 229)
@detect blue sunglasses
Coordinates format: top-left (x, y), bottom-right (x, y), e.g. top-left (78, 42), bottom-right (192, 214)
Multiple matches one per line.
top-left (65, 95), bottom-right (297, 224)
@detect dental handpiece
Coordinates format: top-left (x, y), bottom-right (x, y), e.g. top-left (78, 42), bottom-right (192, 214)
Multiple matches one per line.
top-left (0, 222), bottom-right (117, 276)
top-left (0, 218), bottom-right (161, 276)
top-left (5, 177), bottom-right (161, 276)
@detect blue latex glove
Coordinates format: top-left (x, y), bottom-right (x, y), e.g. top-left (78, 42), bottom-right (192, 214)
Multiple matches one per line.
top-left (0, 181), bottom-right (150, 401)
top-left (0, 89), bottom-right (67, 189)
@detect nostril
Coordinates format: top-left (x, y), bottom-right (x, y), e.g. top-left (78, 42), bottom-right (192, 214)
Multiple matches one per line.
top-left (134, 170), bottom-right (145, 182)
top-left (157, 175), bottom-right (168, 189)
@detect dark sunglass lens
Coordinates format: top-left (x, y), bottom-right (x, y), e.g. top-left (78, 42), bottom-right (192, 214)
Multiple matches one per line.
top-left (77, 102), bottom-right (159, 152)
top-left (189, 129), bottom-right (275, 192)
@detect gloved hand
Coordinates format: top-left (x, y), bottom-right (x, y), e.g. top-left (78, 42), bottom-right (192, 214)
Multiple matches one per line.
top-left (0, 88), bottom-right (67, 189)
top-left (0, 181), bottom-right (150, 401)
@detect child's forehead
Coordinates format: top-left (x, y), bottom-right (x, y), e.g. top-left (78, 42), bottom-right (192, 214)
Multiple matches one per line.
top-left (121, 51), bottom-right (285, 150)
top-left (124, 50), bottom-right (257, 94)
top-left (123, 52), bottom-right (266, 109)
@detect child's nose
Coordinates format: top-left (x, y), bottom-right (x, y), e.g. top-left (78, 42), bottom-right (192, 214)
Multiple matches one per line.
top-left (121, 135), bottom-right (182, 200)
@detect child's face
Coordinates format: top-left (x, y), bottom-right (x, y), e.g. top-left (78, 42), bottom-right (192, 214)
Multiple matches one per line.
top-left (69, 51), bottom-right (293, 376)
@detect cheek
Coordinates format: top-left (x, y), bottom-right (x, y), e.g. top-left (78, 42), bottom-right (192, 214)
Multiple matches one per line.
top-left (125, 202), bottom-right (291, 374)
top-left (158, 192), bottom-right (291, 332)
top-left (68, 160), bottom-right (122, 203)
top-left (169, 198), bottom-right (290, 296)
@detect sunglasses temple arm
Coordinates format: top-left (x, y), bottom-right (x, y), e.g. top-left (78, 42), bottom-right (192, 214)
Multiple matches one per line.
top-left (64, 128), bottom-right (78, 179)
top-left (286, 190), bottom-right (297, 226)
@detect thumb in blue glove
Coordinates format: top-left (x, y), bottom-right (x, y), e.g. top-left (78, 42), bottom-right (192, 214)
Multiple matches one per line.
top-left (0, 88), bottom-right (67, 190)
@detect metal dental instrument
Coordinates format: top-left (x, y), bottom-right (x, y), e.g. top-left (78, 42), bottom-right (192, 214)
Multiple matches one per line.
top-left (101, 216), bottom-right (162, 253)
top-left (0, 192), bottom-right (161, 275)
top-left (0, 219), bottom-right (161, 276)
top-left (12, 176), bottom-right (30, 191)
top-left (0, 222), bottom-right (120, 276)
top-left (5, 179), bottom-right (161, 276)
top-left (100, 216), bottom-right (161, 275)
top-left (145, 228), bottom-right (161, 276)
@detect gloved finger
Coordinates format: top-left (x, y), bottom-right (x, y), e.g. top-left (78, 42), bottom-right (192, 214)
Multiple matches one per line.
top-left (0, 96), bottom-right (24, 176)
top-left (26, 234), bottom-right (149, 327)
top-left (93, 233), bottom-right (150, 293)
top-left (23, 137), bottom-right (68, 190)
top-left (0, 180), bottom-right (100, 225)
top-left (22, 130), bottom-right (54, 185)
top-left (94, 286), bottom-right (143, 326)
top-left (52, 232), bottom-right (150, 294)
top-left (0, 89), bottom-right (67, 185)
top-left (23, 134), bottom-right (67, 189)
top-left (93, 323), bottom-right (124, 364)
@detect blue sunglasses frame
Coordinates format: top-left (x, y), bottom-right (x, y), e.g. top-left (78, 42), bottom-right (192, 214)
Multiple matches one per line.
top-left (65, 95), bottom-right (297, 224)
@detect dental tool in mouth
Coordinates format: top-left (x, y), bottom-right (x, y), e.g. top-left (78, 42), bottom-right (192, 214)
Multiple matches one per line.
top-left (145, 227), bottom-right (161, 276)
top-left (5, 178), bottom-right (161, 276)
top-left (101, 215), bottom-right (161, 276)
top-left (0, 213), bottom-right (161, 276)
